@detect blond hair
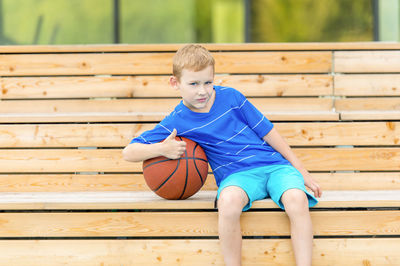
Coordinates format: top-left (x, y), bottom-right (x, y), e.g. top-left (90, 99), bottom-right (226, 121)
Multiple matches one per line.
top-left (172, 44), bottom-right (215, 80)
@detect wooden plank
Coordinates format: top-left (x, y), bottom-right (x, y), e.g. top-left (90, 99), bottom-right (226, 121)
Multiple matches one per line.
top-left (312, 172), bottom-right (400, 191)
top-left (339, 111), bottom-right (400, 121)
top-left (0, 52), bottom-right (331, 76)
top-left (0, 190), bottom-right (398, 210)
top-left (276, 122), bottom-right (400, 146)
top-left (0, 98), bottom-right (180, 114)
top-left (0, 74), bottom-right (332, 99)
top-left (0, 174), bottom-right (156, 192)
top-left (0, 98), bottom-right (333, 114)
top-left (0, 124), bottom-right (147, 148)
top-left (335, 98), bottom-right (400, 112)
top-left (133, 74), bottom-right (333, 97)
top-left (0, 148), bottom-right (399, 173)
top-left (0, 98), bottom-right (336, 123)
top-left (334, 74), bottom-right (400, 96)
top-left (0, 172), bottom-right (398, 192)
top-left (214, 52), bottom-right (332, 73)
top-left (0, 113), bottom-right (166, 123)
top-left (0, 239), bottom-right (398, 265)
top-left (0, 149), bottom-right (133, 173)
top-left (295, 147), bottom-right (400, 171)
top-left (0, 76), bottom-right (136, 99)
top-left (0, 238), bottom-right (400, 266)
top-left (335, 51), bottom-right (400, 73)
top-left (0, 111), bottom-right (339, 123)
top-left (3, 122), bottom-right (398, 148)
top-left (0, 53), bottom-right (173, 76)
top-left (214, 74), bottom-right (333, 96)
top-left (0, 210), bottom-right (397, 237)
top-left (336, 97), bottom-right (400, 120)
top-left (1, 42), bottom-right (400, 53)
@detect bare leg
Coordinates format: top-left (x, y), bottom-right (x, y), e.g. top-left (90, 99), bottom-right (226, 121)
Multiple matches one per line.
top-left (217, 186), bottom-right (249, 266)
top-left (281, 188), bottom-right (313, 266)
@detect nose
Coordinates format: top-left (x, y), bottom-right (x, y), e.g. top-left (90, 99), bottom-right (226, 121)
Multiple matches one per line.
top-left (197, 84), bottom-right (206, 95)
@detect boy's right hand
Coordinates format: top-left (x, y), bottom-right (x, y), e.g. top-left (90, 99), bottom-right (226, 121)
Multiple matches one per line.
top-left (160, 129), bottom-right (186, 159)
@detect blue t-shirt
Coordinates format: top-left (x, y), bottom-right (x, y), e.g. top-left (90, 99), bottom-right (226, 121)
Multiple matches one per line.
top-left (130, 86), bottom-right (290, 186)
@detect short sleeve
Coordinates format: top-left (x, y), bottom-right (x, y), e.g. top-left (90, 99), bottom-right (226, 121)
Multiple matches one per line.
top-left (129, 120), bottom-right (173, 145)
top-left (234, 89), bottom-right (274, 138)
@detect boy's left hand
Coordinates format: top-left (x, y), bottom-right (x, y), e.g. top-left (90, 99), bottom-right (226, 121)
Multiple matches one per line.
top-left (303, 173), bottom-right (322, 198)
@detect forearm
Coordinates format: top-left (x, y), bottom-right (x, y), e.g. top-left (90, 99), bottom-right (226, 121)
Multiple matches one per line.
top-left (123, 129), bottom-right (186, 162)
top-left (264, 128), bottom-right (322, 197)
top-left (263, 128), bottom-right (308, 174)
top-left (122, 143), bottom-right (164, 162)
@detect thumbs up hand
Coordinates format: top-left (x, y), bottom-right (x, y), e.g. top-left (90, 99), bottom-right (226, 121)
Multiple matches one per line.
top-left (160, 129), bottom-right (186, 159)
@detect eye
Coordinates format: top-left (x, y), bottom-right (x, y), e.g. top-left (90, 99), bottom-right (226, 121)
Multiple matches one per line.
top-left (205, 81), bottom-right (213, 85)
top-left (189, 82), bottom-right (198, 86)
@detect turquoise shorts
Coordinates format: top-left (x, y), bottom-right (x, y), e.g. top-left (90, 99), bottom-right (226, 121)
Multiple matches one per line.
top-left (217, 165), bottom-right (318, 211)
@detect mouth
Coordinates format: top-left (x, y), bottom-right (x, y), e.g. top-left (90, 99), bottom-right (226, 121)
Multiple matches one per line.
top-left (197, 98), bottom-right (207, 103)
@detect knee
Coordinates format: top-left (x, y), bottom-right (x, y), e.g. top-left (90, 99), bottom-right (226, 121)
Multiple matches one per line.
top-left (281, 189), bottom-right (309, 215)
top-left (217, 187), bottom-right (248, 220)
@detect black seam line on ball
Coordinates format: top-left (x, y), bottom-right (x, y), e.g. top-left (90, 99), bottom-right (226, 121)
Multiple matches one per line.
top-left (154, 159), bottom-right (180, 192)
top-left (193, 143), bottom-right (205, 185)
top-left (178, 137), bottom-right (189, 200)
top-left (143, 157), bottom-right (207, 170)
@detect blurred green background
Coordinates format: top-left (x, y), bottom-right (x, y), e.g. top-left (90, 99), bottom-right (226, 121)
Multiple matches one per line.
top-left (0, 0), bottom-right (398, 45)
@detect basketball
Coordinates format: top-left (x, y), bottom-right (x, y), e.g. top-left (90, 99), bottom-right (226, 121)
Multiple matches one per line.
top-left (142, 137), bottom-right (208, 200)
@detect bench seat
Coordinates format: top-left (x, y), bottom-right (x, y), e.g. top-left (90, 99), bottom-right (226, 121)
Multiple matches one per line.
top-left (0, 190), bottom-right (398, 210)
top-left (0, 42), bottom-right (399, 265)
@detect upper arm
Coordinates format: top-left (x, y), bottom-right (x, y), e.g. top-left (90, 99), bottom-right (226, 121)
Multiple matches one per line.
top-left (262, 127), bottom-right (291, 154)
top-left (234, 90), bottom-right (274, 138)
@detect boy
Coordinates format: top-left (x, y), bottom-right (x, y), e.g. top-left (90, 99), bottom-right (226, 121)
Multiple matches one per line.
top-left (123, 44), bottom-right (322, 266)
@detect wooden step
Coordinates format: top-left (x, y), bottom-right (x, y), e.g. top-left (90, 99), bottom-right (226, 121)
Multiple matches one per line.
top-left (0, 172), bottom-right (398, 192)
top-left (0, 210), bottom-right (397, 237)
top-left (0, 190), bottom-right (397, 210)
top-left (0, 239), bottom-right (398, 266)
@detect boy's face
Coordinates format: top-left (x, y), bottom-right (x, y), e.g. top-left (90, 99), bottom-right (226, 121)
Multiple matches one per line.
top-left (170, 65), bottom-right (215, 113)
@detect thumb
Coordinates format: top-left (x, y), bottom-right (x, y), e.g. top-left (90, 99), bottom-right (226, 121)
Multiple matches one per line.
top-left (165, 128), bottom-right (177, 141)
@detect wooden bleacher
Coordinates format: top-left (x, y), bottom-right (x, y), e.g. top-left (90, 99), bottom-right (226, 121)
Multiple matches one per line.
top-left (0, 43), bottom-right (399, 265)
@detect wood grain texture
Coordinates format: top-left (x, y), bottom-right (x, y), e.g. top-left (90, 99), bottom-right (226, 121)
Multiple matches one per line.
top-left (0, 190), bottom-right (398, 210)
top-left (0, 43), bottom-right (398, 265)
top-left (0, 76), bottom-right (136, 99)
top-left (0, 98), bottom-right (333, 113)
top-left (335, 51), bottom-right (400, 73)
top-left (334, 74), bottom-right (400, 96)
top-left (0, 52), bottom-right (331, 76)
top-left (339, 111), bottom-right (400, 121)
top-left (0, 98), bottom-right (337, 122)
top-left (1, 42), bottom-right (400, 53)
top-left (335, 98), bottom-right (400, 111)
top-left (0, 74), bottom-right (332, 99)
top-left (0, 210), bottom-right (397, 237)
top-left (0, 148), bottom-right (399, 172)
top-left (0, 172), bottom-right (398, 192)
top-left (0, 239), bottom-right (398, 265)
top-left (1, 122), bottom-right (399, 148)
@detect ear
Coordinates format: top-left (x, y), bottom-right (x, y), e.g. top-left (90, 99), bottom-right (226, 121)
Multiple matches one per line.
top-left (169, 76), bottom-right (179, 90)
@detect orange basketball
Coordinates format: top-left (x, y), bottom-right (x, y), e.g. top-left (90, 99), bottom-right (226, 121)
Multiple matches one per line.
top-left (143, 137), bottom-right (208, 200)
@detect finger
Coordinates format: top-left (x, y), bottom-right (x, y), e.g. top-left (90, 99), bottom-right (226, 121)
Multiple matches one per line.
top-left (179, 141), bottom-right (187, 147)
top-left (166, 129), bottom-right (177, 140)
top-left (315, 185), bottom-right (322, 198)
